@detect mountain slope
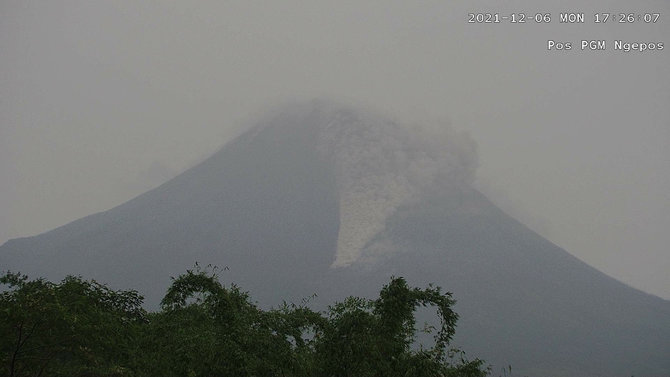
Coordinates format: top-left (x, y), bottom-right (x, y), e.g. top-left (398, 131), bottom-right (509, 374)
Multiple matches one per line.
top-left (2, 101), bottom-right (668, 376)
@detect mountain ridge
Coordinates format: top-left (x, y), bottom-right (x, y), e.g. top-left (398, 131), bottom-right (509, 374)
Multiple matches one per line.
top-left (2, 101), bottom-right (669, 376)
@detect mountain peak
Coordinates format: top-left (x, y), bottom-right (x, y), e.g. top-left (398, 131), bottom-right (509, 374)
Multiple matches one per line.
top-left (3, 101), bottom-right (666, 376)
top-left (250, 101), bottom-right (478, 266)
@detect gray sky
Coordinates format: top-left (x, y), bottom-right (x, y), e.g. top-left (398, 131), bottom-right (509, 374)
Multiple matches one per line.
top-left (1, 1), bottom-right (669, 299)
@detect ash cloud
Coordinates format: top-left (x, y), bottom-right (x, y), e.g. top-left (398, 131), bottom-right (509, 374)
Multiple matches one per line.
top-left (267, 101), bottom-right (478, 267)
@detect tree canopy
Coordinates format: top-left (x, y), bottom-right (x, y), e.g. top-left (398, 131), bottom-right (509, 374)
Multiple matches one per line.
top-left (1, 267), bottom-right (487, 377)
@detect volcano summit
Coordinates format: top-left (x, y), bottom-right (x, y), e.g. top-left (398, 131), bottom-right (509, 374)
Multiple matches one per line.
top-left (2, 101), bottom-right (669, 376)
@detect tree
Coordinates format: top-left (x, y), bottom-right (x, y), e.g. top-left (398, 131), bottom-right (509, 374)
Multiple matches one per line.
top-left (315, 277), bottom-right (488, 377)
top-left (138, 265), bottom-right (324, 377)
top-left (2, 268), bottom-right (488, 377)
top-left (0, 272), bottom-right (146, 377)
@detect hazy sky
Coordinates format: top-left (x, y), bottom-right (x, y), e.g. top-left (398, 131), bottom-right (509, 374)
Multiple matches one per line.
top-left (1, 1), bottom-right (669, 299)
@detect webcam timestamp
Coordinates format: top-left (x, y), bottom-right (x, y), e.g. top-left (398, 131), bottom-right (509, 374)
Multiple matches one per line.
top-left (468, 12), bottom-right (552, 23)
top-left (467, 12), bottom-right (661, 24)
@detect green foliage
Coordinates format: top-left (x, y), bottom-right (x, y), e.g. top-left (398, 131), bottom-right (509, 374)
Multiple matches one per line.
top-left (314, 277), bottom-right (487, 377)
top-left (134, 265), bottom-right (325, 377)
top-left (1, 268), bottom-right (488, 377)
top-left (0, 271), bottom-right (146, 377)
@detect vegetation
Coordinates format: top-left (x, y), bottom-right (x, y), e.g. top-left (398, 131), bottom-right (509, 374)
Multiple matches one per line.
top-left (1, 266), bottom-right (488, 377)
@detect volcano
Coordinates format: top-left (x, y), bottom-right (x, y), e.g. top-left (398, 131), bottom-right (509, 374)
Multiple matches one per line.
top-left (2, 101), bottom-right (669, 376)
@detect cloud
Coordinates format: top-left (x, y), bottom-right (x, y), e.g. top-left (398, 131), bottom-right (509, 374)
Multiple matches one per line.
top-left (263, 101), bottom-right (479, 267)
